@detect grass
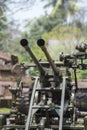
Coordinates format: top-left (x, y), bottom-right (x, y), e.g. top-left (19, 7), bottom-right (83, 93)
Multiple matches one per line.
top-left (0, 108), bottom-right (10, 114)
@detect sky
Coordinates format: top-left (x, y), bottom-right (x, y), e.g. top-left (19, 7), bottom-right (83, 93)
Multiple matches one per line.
top-left (6, 0), bottom-right (87, 30)
top-left (8, 1), bottom-right (45, 19)
top-left (6, 0), bottom-right (52, 30)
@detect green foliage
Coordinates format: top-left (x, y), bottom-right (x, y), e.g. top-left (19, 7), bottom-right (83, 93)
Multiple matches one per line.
top-left (43, 25), bottom-right (81, 41)
top-left (0, 108), bottom-right (10, 114)
top-left (24, 0), bottom-right (83, 49)
top-left (77, 70), bottom-right (87, 79)
top-left (0, 17), bottom-right (7, 31)
top-left (77, 60), bottom-right (87, 79)
top-left (25, 14), bottom-right (62, 39)
top-left (0, 0), bottom-right (11, 50)
top-left (29, 67), bottom-right (39, 76)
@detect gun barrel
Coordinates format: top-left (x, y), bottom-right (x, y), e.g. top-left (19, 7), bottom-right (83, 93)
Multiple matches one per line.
top-left (20, 39), bottom-right (45, 75)
top-left (37, 39), bottom-right (59, 75)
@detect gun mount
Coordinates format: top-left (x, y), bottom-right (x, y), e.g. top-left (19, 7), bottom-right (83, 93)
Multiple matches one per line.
top-left (20, 39), bottom-right (74, 130)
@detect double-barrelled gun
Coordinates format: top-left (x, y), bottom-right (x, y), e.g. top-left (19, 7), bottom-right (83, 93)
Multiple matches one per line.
top-left (20, 39), bottom-right (62, 87)
top-left (20, 39), bottom-right (51, 87)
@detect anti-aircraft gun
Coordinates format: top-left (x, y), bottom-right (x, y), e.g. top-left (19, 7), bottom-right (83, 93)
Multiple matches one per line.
top-left (20, 39), bottom-right (74, 130)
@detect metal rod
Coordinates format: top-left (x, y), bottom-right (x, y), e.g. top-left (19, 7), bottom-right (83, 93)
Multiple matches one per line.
top-left (25, 77), bottom-right (39, 130)
top-left (59, 77), bottom-right (66, 130)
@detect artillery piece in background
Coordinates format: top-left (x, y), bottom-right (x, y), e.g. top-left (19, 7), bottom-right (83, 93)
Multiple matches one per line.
top-left (59, 42), bottom-right (87, 112)
top-left (0, 53), bottom-right (33, 130)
